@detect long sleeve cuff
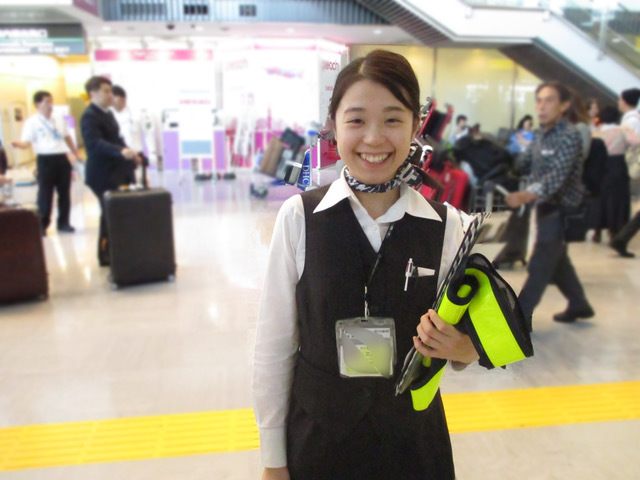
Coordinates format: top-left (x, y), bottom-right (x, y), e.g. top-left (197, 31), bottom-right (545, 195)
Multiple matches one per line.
top-left (258, 426), bottom-right (287, 468)
top-left (526, 182), bottom-right (544, 199)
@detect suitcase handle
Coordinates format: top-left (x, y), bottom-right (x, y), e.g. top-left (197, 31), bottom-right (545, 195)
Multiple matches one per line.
top-left (140, 153), bottom-right (149, 189)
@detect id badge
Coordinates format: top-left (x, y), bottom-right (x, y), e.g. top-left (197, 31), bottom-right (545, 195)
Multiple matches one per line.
top-left (335, 317), bottom-right (396, 378)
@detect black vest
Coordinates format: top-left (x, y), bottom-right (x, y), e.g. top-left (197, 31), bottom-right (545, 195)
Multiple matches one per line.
top-left (287, 185), bottom-right (455, 480)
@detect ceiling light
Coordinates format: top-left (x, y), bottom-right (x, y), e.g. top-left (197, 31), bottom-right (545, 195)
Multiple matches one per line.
top-left (286, 28), bottom-right (295, 33)
top-left (195, 26), bottom-right (204, 32)
top-left (102, 25), bottom-right (111, 32)
top-left (373, 29), bottom-right (382, 35)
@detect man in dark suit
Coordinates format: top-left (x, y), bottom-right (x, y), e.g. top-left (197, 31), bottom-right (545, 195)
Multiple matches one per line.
top-left (81, 76), bottom-right (141, 266)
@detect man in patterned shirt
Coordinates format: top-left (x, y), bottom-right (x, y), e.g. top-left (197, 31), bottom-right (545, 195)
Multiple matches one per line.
top-left (506, 81), bottom-right (594, 330)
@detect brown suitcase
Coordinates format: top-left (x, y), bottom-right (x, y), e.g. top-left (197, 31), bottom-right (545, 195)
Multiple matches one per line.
top-left (0, 208), bottom-right (48, 303)
top-left (259, 137), bottom-right (284, 176)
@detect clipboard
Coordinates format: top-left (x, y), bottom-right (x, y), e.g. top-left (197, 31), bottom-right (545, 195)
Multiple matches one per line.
top-left (395, 212), bottom-right (488, 396)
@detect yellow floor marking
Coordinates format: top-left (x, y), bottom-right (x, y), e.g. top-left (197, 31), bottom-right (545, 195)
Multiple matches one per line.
top-left (1, 381), bottom-right (639, 471)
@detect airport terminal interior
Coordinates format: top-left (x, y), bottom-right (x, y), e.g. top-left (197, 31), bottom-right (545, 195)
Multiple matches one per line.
top-left (1, 0), bottom-right (640, 478)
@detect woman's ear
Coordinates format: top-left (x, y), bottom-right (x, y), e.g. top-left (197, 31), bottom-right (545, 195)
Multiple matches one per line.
top-left (411, 118), bottom-right (420, 141)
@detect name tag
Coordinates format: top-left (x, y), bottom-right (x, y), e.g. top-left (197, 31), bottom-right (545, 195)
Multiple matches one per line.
top-left (335, 317), bottom-right (396, 378)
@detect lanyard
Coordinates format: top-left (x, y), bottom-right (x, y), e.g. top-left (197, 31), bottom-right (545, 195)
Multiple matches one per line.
top-left (39, 116), bottom-right (62, 141)
top-left (363, 223), bottom-right (394, 318)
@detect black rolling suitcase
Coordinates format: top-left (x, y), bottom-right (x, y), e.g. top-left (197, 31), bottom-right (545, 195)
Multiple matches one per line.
top-left (104, 166), bottom-right (176, 288)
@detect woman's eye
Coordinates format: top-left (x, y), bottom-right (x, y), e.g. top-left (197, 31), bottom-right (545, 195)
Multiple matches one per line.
top-left (386, 118), bottom-right (401, 124)
top-left (347, 118), bottom-right (363, 124)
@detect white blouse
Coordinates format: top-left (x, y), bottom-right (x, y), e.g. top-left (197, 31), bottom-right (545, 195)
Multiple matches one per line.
top-left (252, 173), bottom-right (468, 468)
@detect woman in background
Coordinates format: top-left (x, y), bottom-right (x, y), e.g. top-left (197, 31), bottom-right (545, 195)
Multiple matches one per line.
top-left (592, 105), bottom-right (640, 243)
top-left (507, 114), bottom-right (535, 154)
top-left (587, 98), bottom-right (601, 132)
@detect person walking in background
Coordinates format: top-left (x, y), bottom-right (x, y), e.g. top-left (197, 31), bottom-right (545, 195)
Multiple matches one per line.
top-left (81, 76), bottom-right (141, 266)
top-left (506, 81), bottom-right (593, 329)
top-left (609, 88), bottom-right (640, 257)
top-left (591, 106), bottom-right (639, 245)
top-left (11, 91), bottom-right (82, 236)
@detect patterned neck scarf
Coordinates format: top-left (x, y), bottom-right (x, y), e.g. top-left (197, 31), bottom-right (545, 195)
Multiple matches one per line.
top-left (343, 144), bottom-right (427, 193)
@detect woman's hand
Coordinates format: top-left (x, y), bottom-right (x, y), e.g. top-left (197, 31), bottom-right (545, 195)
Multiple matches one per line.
top-left (262, 467), bottom-right (290, 480)
top-left (413, 309), bottom-right (479, 365)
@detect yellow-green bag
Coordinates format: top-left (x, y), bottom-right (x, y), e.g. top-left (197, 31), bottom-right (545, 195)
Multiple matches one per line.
top-left (409, 253), bottom-right (534, 411)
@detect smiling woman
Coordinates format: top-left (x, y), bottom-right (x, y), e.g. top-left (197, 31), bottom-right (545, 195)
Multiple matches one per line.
top-left (253, 49), bottom-right (476, 480)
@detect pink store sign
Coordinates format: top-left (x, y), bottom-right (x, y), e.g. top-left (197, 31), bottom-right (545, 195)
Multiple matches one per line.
top-left (95, 50), bottom-right (213, 62)
top-left (73, 0), bottom-right (100, 16)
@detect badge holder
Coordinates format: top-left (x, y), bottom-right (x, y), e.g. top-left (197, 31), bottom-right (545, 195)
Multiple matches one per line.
top-left (335, 316), bottom-right (396, 378)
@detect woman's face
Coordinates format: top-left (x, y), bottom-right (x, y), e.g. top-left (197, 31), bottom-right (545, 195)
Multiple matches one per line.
top-left (588, 101), bottom-right (599, 119)
top-left (523, 119), bottom-right (532, 131)
top-left (333, 79), bottom-right (417, 185)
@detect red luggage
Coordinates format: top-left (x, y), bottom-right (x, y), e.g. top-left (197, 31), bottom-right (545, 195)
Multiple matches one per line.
top-left (0, 208), bottom-right (48, 303)
top-left (419, 161), bottom-right (468, 209)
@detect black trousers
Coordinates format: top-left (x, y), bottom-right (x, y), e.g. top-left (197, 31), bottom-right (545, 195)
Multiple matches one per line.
top-left (518, 206), bottom-right (589, 327)
top-left (37, 153), bottom-right (72, 230)
top-left (87, 186), bottom-right (110, 264)
top-left (612, 210), bottom-right (640, 247)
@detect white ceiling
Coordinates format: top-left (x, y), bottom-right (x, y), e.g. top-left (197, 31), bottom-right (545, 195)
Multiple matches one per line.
top-left (0, 4), bottom-right (420, 47)
top-left (84, 22), bottom-right (419, 46)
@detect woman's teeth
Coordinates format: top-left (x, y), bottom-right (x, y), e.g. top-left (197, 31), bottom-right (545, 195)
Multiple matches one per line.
top-left (360, 153), bottom-right (389, 164)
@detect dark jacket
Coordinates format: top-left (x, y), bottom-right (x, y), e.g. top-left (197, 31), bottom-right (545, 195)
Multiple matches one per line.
top-left (81, 103), bottom-right (132, 193)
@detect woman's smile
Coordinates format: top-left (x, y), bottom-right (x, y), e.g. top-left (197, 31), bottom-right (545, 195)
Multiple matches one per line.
top-left (358, 152), bottom-right (392, 164)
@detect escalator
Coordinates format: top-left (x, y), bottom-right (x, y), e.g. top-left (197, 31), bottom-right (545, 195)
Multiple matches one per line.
top-left (357, 0), bottom-right (640, 105)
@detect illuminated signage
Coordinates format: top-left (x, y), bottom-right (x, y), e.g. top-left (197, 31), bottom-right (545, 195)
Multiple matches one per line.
top-left (0, 24), bottom-right (85, 55)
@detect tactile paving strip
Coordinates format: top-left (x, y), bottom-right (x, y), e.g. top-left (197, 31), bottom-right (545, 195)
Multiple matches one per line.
top-left (1, 382), bottom-right (638, 471)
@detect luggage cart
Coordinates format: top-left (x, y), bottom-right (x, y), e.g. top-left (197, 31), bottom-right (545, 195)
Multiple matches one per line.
top-left (250, 127), bottom-right (319, 198)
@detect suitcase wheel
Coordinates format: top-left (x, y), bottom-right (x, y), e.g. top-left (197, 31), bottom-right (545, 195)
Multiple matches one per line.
top-left (108, 275), bottom-right (119, 290)
top-left (250, 184), bottom-right (268, 198)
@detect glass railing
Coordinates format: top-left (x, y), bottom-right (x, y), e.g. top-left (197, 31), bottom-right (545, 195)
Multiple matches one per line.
top-left (465, 0), bottom-right (640, 74)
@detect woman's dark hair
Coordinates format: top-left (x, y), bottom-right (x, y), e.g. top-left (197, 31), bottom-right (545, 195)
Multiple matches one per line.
top-left (567, 87), bottom-right (590, 124)
top-left (84, 76), bottom-right (112, 95)
top-left (516, 114), bottom-right (533, 131)
top-left (328, 50), bottom-right (420, 123)
top-left (599, 105), bottom-right (621, 124)
top-left (33, 91), bottom-right (52, 105)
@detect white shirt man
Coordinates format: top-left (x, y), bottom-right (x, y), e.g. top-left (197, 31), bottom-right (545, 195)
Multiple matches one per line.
top-left (12, 91), bottom-right (81, 235)
top-left (20, 112), bottom-right (72, 156)
top-left (111, 86), bottom-right (144, 153)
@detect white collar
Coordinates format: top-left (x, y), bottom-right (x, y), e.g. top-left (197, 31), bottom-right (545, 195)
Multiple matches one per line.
top-left (313, 167), bottom-right (444, 223)
top-left (36, 113), bottom-right (53, 122)
top-left (622, 110), bottom-right (640, 120)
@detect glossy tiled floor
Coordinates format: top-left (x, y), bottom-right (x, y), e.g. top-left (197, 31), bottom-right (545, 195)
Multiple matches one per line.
top-left (1, 169), bottom-right (639, 479)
